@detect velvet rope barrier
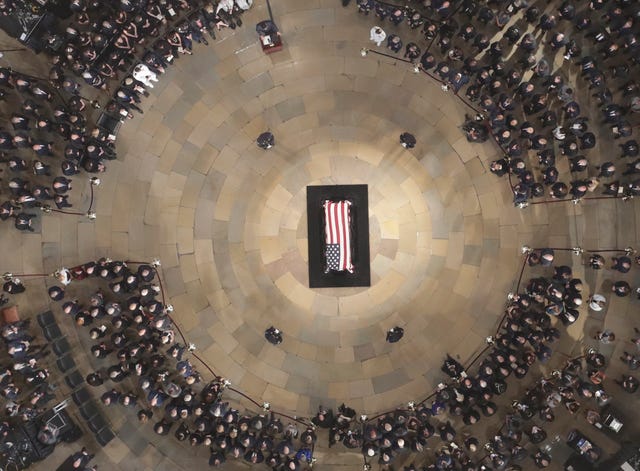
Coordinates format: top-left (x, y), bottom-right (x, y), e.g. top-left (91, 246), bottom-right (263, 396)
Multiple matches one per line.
top-left (123, 260), bottom-right (314, 428)
top-left (362, 47), bottom-right (517, 204)
top-left (41, 241), bottom-right (634, 432)
top-left (528, 195), bottom-right (622, 205)
top-left (35, 178), bottom-right (98, 219)
top-left (361, 249), bottom-right (533, 427)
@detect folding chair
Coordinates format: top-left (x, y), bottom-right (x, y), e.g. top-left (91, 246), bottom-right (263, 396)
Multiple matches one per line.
top-left (79, 401), bottom-right (100, 421)
top-left (95, 427), bottom-right (115, 446)
top-left (71, 387), bottom-right (91, 406)
top-left (96, 112), bottom-right (122, 143)
top-left (88, 414), bottom-right (108, 433)
top-left (43, 323), bottom-right (63, 341)
top-left (51, 337), bottom-right (71, 356)
top-left (64, 370), bottom-right (84, 389)
top-left (37, 310), bottom-right (55, 328)
top-left (56, 354), bottom-right (76, 373)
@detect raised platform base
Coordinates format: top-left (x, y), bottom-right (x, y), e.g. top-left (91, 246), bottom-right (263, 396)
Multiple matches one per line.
top-left (306, 185), bottom-right (370, 288)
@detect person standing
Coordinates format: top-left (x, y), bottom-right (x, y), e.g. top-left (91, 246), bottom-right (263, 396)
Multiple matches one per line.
top-left (386, 327), bottom-right (404, 343)
top-left (132, 63), bottom-right (159, 88)
top-left (594, 329), bottom-right (615, 344)
top-left (400, 132), bottom-right (416, 149)
top-left (369, 27), bottom-right (386, 47)
top-left (257, 132), bottom-right (274, 149)
top-left (265, 326), bottom-right (283, 345)
top-left (588, 294), bottom-right (606, 311)
top-left (615, 375), bottom-right (639, 393)
top-left (62, 447), bottom-right (94, 470)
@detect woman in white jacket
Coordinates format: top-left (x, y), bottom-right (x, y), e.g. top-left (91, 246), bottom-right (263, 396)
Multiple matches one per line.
top-left (216, 0), bottom-right (235, 14)
top-left (236, 0), bottom-right (253, 9)
top-left (370, 26), bottom-right (386, 47)
top-left (216, 0), bottom-right (243, 27)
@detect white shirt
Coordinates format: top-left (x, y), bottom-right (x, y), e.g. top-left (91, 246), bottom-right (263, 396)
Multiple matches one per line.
top-left (216, 0), bottom-right (234, 13)
top-left (589, 294), bottom-right (606, 311)
top-left (56, 268), bottom-right (72, 286)
top-left (370, 26), bottom-right (386, 45)
top-left (235, 0), bottom-right (253, 9)
top-left (553, 126), bottom-right (566, 140)
top-left (133, 64), bottom-right (153, 81)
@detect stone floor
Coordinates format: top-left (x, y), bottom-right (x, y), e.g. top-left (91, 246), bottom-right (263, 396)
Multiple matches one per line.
top-left (2, 1), bottom-right (639, 470)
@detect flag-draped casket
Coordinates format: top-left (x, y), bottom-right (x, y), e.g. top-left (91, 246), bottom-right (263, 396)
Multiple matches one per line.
top-left (323, 200), bottom-right (354, 273)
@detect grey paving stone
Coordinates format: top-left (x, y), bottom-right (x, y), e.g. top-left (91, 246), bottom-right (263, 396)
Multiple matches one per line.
top-left (372, 368), bottom-right (411, 394)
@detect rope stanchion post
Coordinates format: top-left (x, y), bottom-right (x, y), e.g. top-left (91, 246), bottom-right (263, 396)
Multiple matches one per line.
top-left (492, 249), bottom-right (530, 338)
top-left (9, 0), bottom-right (631, 449)
top-left (33, 177), bottom-right (99, 220)
top-left (359, 246), bottom-right (537, 424)
top-left (360, 44), bottom-right (520, 201)
top-left (122, 259), bottom-right (318, 428)
top-left (36, 234), bottom-right (636, 453)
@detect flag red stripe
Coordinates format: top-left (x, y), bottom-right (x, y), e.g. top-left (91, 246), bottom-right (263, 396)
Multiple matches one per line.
top-left (324, 202), bottom-right (332, 243)
top-left (343, 202), bottom-right (352, 270)
top-left (337, 201), bottom-right (345, 269)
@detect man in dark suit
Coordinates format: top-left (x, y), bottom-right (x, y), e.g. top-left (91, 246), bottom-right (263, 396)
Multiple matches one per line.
top-left (386, 327), bottom-right (404, 343)
top-left (256, 20), bottom-right (280, 42)
top-left (400, 133), bottom-right (416, 149)
top-left (257, 132), bottom-right (274, 149)
top-left (265, 326), bottom-right (283, 345)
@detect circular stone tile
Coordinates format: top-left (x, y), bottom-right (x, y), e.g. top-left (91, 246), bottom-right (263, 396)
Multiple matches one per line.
top-left (99, 4), bottom-right (525, 417)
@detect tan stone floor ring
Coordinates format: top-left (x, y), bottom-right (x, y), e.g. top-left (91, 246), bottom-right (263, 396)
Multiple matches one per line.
top-left (97, 1), bottom-right (577, 420)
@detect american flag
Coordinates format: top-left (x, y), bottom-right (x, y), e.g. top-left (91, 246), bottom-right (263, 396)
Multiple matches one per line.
top-left (324, 200), bottom-right (354, 273)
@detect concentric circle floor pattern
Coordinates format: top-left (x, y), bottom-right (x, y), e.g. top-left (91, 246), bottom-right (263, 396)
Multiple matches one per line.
top-left (11, 1), bottom-right (630, 470)
top-left (94, 2), bottom-right (571, 417)
top-left (103, 3), bottom-right (532, 417)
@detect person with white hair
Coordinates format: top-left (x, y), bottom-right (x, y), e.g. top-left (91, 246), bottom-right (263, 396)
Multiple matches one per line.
top-left (54, 267), bottom-right (72, 285)
top-left (588, 293), bottom-right (606, 311)
top-left (132, 63), bottom-right (159, 88)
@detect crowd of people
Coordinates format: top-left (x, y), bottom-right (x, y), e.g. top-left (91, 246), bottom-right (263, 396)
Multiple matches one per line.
top-left (0, 307), bottom-right (68, 468)
top-left (313, 246), bottom-right (637, 469)
top-left (39, 257), bottom-right (317, 469)
top-left (0, 64), bottom-right (92, 232)
top-left (358, 0), bottom-right (639, 207)
top-left (350, 9), bottom-right (639, 466)
top-left (1, 316), bottom-right (55, 422)
top-left (4, 244), bottom-right (638, 470)
top-left (1, 0), bottom-right (253, 233)
top-left (271, 243), bottom-right (617, 469)
top-left (3, 247), bottom-right (631, 470)
top-left (1, 0), bottom-right (639, 468)
top-left (313, 248), bottom-right (575, 468)
top-left (41, 0), bottom-right (252, 107)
